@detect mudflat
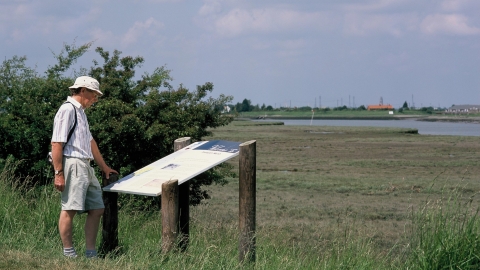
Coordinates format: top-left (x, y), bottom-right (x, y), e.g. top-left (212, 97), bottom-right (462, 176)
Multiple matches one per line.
top-left (198, 121), bottom-right (480, 251)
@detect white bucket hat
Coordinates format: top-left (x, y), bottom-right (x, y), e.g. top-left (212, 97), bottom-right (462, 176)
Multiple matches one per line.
top-left (69, 76), bottom-right (103, 96)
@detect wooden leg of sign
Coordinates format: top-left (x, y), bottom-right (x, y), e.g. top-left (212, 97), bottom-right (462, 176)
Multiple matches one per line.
top-left (239, 140), bottom-right (256, 263)
top-left (101, 173), bottom-right (119, 256)
top-left (174, 137), bottom-right (191, 251)
top-left (178, 182), bottom-right (189, 251)
top-left (162, 179), bottom-right (179, 253)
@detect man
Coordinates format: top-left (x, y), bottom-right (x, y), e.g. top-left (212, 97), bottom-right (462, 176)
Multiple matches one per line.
top-left (51, 76), bottom-right (117, 258)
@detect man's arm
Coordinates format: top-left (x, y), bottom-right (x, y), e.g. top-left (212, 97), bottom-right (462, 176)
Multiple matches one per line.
top-left (51, 142), bottom-right (65, 192)
top-left (91, 139), bottom-right (118, 179)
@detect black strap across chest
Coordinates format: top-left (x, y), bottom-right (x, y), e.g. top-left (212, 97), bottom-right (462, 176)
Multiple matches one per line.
top-left (63, 101), bottom-right (77, 149)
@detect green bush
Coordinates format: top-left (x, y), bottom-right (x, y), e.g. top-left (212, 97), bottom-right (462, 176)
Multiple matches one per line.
top-left (0, 42), bottom-right (234, 205)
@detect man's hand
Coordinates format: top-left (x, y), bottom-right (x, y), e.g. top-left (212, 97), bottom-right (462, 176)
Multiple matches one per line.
top-left (102, 167), bottom-right (119, 179)
top-left (54, 174), bottom-right (66, 192)
top-left (91, 139), bottom-right (118, 179)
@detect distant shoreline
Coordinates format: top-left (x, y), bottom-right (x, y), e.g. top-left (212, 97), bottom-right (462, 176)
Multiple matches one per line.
top-left (237, 115), bottom-right (480, 123)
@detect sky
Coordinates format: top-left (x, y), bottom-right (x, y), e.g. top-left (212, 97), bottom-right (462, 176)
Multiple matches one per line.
top-left (1, 0), bottom-right (479, 109)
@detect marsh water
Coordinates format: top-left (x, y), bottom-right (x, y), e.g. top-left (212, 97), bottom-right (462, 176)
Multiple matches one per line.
top-left (266, 119), bottom-right (480, 136)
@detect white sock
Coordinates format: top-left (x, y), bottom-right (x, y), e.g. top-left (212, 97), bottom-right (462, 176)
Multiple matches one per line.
top-left (63, 247), bottom-right (77, 258)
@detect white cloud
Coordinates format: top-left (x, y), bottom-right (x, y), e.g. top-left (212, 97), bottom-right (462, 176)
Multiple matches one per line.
top-left (10, 29), bottom-right (26, 42)
top-left (0, 2), bottom-right (34, 18)
top-left (0, 2), bottom-right (103, 43)
top-left (440, 0), bottom-right (477, 12)
top-left (198, 0), bottom-right (222, 16)
top-left (121, 18), bottom-right (165, 46)
top-left (137, 0), bottom-right (184, 2)
top-left (343, 13), bottom-right (418, 37)
top-left (89, 18), bottom-right (164, 49)
top-left (90, 28), bottom-right (118, 47)
top-left (211, 8), bottom-right (332, 37)
top-left (0, 2), bottom-right (35, 39)
top-left (341, 1), bottom-right (480, 37)
top-left (421, 14), bottom-right (480, 35)
top-left (342, 0), bottom-right (413, 12)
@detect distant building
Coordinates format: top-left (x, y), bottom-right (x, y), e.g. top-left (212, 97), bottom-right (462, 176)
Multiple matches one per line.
top-left (367, 104), bottom-right (393, 111)
top-left (222, 105), bottom-right (231, 113)
top-left (446, 105), bottom-right (480, 114)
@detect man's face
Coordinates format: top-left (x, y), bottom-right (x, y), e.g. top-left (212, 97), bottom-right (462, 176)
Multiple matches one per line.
top-left (81, 88), bottom-right (99, 108)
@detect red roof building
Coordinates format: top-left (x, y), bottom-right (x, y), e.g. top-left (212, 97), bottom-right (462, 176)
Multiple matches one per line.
top-left (367, 104), bottom-right (393, 110)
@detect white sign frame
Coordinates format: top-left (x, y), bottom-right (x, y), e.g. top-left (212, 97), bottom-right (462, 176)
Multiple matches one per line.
top-left (103, 140), bottom-right (240, 196)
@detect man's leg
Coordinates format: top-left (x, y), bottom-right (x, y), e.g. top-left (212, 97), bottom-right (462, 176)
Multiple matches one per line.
top-left (59, 210), bottom-right (77, 257)
top-left (85, 208), bottom-right (104, 251)
top-left (84, 163), bottom-right (105, 258)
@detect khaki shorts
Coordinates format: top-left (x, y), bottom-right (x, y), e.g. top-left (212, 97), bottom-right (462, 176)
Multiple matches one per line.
top-left (61, 157), bottom-right (104, 212)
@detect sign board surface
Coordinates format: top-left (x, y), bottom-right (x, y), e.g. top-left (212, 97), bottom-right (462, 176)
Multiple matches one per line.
top-left (103, 140), bottom-right (240, 196)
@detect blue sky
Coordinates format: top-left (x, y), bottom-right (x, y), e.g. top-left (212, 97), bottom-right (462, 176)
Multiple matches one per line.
top-left (1, 0), bottom-right (479, 108)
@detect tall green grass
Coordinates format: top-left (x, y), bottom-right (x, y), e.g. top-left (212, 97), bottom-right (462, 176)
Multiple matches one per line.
top-left (404, 192), bottom-right (480, 269)
top-left (1, 160), bottom-right (480, 269)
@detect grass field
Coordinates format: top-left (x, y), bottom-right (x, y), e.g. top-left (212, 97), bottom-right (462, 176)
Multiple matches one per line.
top-left (1, 120), bottom-right (480, 269)
top-left (202, 121), bottom-right (480, 250)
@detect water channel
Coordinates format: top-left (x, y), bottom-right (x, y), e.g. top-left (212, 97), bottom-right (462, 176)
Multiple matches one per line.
top-left (265, 119), bottom-right (480, 137)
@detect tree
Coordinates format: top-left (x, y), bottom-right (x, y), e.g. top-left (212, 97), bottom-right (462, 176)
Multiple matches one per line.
top-left (420, 106), bottom-right (434, 114)
top-left (333, 105), bottom-right (348, 111)
top-left (298, 106), bottom-right (312, 111)
top-left (241, 98), bottom-right (251, 112)
top-left (402, 101), bottom-right (409, 109)
top-left (0, 43), bottom-right (92, 183)
top-left (0, 43), bottom-right (235, 205)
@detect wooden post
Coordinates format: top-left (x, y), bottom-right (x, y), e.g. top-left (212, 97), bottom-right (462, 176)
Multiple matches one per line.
top-left (239, 140), bottom-right (256, 263)
top-left (174, 137), bottom-right (191, 152)
top-left (162, 179), bottom-right (179, 253)
top-left (101, 173), bottom-right (119, 256)
top-left (174, 137), bottom-right (191, 251)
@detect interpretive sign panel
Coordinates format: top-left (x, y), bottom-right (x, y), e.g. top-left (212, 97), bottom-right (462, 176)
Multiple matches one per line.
top-left (103, 140), bottom-right (241, 196)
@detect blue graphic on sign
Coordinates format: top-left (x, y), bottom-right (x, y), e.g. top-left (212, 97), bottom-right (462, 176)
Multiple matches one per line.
top-left (194, 140), bottom-right (240, 153)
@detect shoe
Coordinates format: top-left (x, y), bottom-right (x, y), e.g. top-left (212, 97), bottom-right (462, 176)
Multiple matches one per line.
top-left (85, 250), bottom-right (98, 259)
top-left (64, 253), bottom-right (78, 258)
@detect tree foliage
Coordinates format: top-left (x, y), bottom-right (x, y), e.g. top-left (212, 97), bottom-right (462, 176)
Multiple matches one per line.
top-left (0, 42), bottom-right (235, 205)
top-left (234, 98), bottom-right (253, 112)
top-left (420, 106), bottom-right (434, 114)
